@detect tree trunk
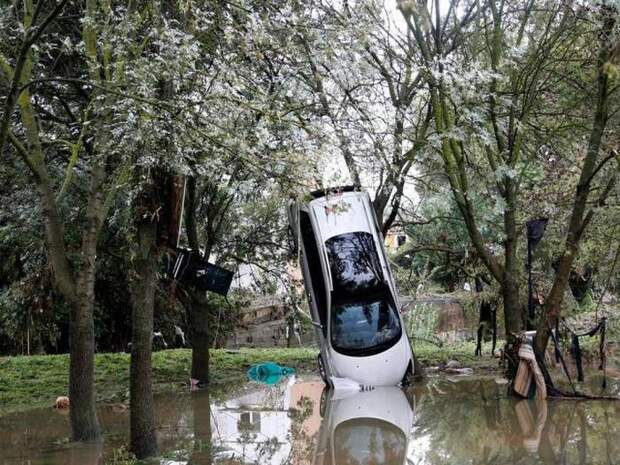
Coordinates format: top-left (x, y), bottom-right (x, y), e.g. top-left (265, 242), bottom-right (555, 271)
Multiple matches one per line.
top-left (502, 185), bottom-right (523, 335)
top-left (189, 289), bottom-right (210, 385)
top-left (534, 9), bottom-right (616, 356)
top-left (130, 218), bottom-right (159, 459)
top-left (38, 183), bottom-right (102, 441)
top-left (502, 184), bottom-right (523, 374)
top-left (69, 269), bottom-right (101, 441)
top-left (412, 351), bottom-right (426, 379)
top-left (184, 178), bottom-right (211, 385)
top-left (287, 311), bottom-right (295, 348)
top-left (502, 273), bottom-right (522, 372)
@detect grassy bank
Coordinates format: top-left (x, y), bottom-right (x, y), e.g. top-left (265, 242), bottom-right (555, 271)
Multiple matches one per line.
top-left (0, 342), bottom-right (501, 416)
top-left (0, 348), bottom-right (318, 416)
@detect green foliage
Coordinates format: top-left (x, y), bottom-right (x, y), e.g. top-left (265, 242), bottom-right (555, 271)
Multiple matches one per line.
top-left (393, 190), bottom-right (499, 293)
top-left (404, 303), bottom-right (441, 345)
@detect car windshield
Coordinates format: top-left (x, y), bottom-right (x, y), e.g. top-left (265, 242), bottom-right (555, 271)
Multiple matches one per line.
top-left (330, 296), bottom-right (401, 354)
top-left (325, 232), bottom-right (384, 298)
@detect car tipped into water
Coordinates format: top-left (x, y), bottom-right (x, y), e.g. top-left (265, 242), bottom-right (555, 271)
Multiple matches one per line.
top-left (288, 186), bottom-right (414, 387)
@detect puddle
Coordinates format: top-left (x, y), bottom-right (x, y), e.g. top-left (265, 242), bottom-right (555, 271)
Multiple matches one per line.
top-left (0, 374), bottom-right (618, 465)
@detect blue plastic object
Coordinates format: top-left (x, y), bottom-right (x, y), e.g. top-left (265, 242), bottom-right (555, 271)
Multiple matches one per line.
top-left (247, 362), bottom-right (295, 385)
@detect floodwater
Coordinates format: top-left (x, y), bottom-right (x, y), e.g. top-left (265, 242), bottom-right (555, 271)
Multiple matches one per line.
top-left (1, 373), bottom-right (618, 465)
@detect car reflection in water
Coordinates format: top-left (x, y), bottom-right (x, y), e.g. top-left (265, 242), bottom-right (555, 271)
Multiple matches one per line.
top-left (206, 379), bottom-right (414, 465)
top-left (314, 386), bottom-right (415, 465)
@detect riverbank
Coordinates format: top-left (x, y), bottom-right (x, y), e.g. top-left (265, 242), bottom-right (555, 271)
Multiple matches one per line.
top-left (0, 342), bottom-right (502, 416)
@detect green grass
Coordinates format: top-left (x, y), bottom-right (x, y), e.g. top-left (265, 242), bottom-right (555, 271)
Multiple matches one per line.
top-left (414, 340), bottom-right (501, 369)
top-left (0, 348), bottom-right (318, 416)
top-left (0, 343), bottom-right (503, 417)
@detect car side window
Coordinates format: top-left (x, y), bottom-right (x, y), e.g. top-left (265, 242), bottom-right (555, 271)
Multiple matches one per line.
top-left (299, 211), bottom-right (328, 334)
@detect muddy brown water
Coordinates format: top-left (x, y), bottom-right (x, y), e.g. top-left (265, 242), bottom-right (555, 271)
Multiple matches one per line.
top-left (0, 374), bottom-right (618, 465)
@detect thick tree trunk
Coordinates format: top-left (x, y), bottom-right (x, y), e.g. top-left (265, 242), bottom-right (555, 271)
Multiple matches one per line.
top-left (502, 184), bottom-right (523, 374)
top-left (503, 186), bottom-right (523, 336)
top-left (189, 289), bottom-right (210, 385)
top-left (130, 218), bottom-right (159, 459)
top-left (502, 273), bottom-right (522, 375)
top-left (502, 277), bottom-right (522, 335)
top-left (69, 269), bottom-right (101, 441)
top-left (184, 178), bottom-right (211, 385)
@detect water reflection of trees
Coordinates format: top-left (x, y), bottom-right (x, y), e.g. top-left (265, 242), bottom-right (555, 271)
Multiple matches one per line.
top-left (287, 395), bottom-right (318, 465)
top-left (189, 390), bottom-right (211, 465)
top-left (137, 381), bottom-right (620, 465)
top-left (410, 378), bottom-right (619, 465)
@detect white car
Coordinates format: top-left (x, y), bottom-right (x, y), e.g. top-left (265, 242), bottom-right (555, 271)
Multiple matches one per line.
top-left (313, 386), bottom-right (415, 465)
top-left (289, 186), bottom-right (415, 387)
